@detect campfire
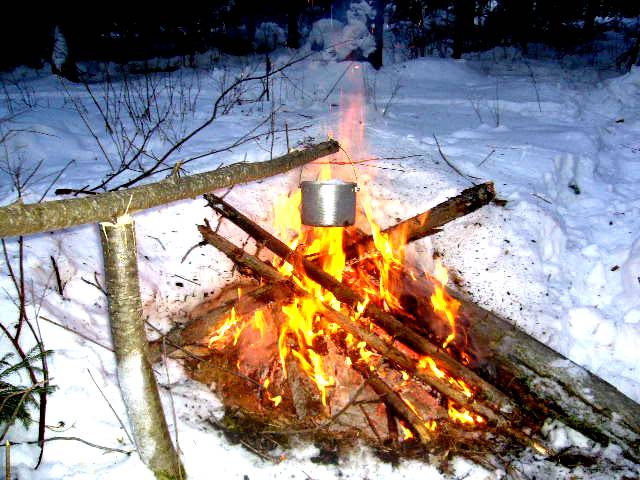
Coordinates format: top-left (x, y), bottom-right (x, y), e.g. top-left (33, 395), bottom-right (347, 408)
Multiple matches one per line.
top-left (201, 178), bottom-right (485, 434)
top-left (148, 92), bottom-right (640, 470)
top-left (183, 90), bottom-right (522, 462)
top-left (181, 187), bottom-right (504, 460)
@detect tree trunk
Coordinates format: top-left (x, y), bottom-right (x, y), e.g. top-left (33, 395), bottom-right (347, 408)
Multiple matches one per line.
top-left (0, 140), bottom-right (339, 238)
top-left (452, 0), bottom-right (475, 59)
top-left (286, 0), bottom-right (301, 49)
top-left (369, 0), bottom-right (385, 70)
top-left (100, 215), bottom-right (184, 479)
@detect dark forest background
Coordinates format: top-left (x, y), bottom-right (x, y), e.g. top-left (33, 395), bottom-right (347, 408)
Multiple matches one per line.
top-left (2, 1), bottom-right (639, 74)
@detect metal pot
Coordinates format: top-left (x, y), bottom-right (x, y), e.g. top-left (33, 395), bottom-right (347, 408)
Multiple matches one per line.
top-left (300, 181), bottom-right (358, 227)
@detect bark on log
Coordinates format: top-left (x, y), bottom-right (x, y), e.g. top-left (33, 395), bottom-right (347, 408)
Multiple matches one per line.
top-left (459, 291), bottom-right (640, 462)
top-left (100, 215), bottom-right (183, 480)
top-left (196, 224), bottom-right (548, 453)
top-left (0, 141), bottom-right (339, 238)
top-left (343, 182), bottom-right (496, 260)
top-left (395, 266), bottom-right (640, 463)
top-left (203, 194), bottom-right (519, 421)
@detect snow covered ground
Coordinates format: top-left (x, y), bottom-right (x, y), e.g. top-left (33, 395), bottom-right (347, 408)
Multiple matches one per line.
top-left (1, 49), bottom-right (640, 478)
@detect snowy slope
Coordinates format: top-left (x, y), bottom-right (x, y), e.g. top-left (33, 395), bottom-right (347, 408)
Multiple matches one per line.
top-left (1, 52), bottom-right (640, 478)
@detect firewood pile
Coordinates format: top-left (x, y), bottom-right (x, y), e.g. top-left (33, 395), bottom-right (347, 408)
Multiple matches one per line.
top-left (150, 180), bottom-right (640, 470)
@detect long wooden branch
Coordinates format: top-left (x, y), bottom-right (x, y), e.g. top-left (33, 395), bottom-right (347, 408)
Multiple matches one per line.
top-left (196, 224), bottom-right (548, 453)
top-left (0, 141), bottom-right (339, 238)
top-left (203, 194), bottom-right (519, 420)
top-left (343, 182), bottom-right (495, 259)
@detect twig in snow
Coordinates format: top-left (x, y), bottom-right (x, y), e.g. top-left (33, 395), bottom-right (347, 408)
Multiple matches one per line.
top-left (467, 94), bottom-right (484, 124)
top-left (322, 63), bottom-right (352, 103)
top-left (180, 242), bottom-right (205, 264)
top-left (146, 235), bottom-right (166, 251)
top-left (38, 159), bottom-right (75, 203)
top-left (50, 256), bottom-right (64, 298)
top-left (1, 239), bottom-right (26, 336)
top-left (173, 274), bottom-right (200, 286)
top-left (524, 60), bottom-right (542, 113)
top-left (382, 80), bottom-right (401, 117)
top-left (86, 369), bottom-right (134, 445)
top-left (269, 106), bottom-right (276, 161)
top-left (531, 193), bottom-right (552, 204)
top-left (432, 134), bottom-right (476, 185)
top-left (39, 316), bottom-right (113, 352)
top-left (80, 276), bottom-right (107, 296)
top-left (285, 122), bottom-right (290, 153)
top-left (3, 436), bottom-right (133, 455)
top-left (478, 149), bottom-right (496, 167)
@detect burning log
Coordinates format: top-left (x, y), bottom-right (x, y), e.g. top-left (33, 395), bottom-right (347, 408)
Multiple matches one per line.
top-left (203, 194), bottom-right (522, 424)
top-left (356, 367), bottom-right (435, 445)
top-left (196, 212), bottom-right (549, 454)
top-left (343, 182), bottom-right (496, 260)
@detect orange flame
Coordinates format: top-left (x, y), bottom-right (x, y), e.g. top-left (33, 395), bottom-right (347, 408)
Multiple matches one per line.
top-left (398, 422), bottom-right (414, 441)
top-left (418, 356), bottom-right (474, 399)
top-left (251, 310), bottom-right (266, 338)
top-left (208, 307), bottom-right (240, 347)
top-left (447, 400), bottom-right (484, 425)
top-left (430, 259), bottom-right (461, 349)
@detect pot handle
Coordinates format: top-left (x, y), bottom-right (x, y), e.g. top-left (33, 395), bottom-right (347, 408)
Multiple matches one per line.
top-left (298, 141), bottom-right (359, 186)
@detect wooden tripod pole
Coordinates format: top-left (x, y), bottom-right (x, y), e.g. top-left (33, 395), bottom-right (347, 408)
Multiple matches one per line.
top-left (100, 215), bottom-right (184, 480)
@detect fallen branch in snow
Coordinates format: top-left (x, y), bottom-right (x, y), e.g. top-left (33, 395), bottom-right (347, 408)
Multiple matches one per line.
top-left (432, 134), bottom-right (477, 185)
top-left (39, 316), bottom-right (113, 352)
top-left (0, 140), bottom-right (339, 238)
top-left (86, 369), bottom-right (133, 445)
top-left (477, 149), bottom-right (496, 167)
